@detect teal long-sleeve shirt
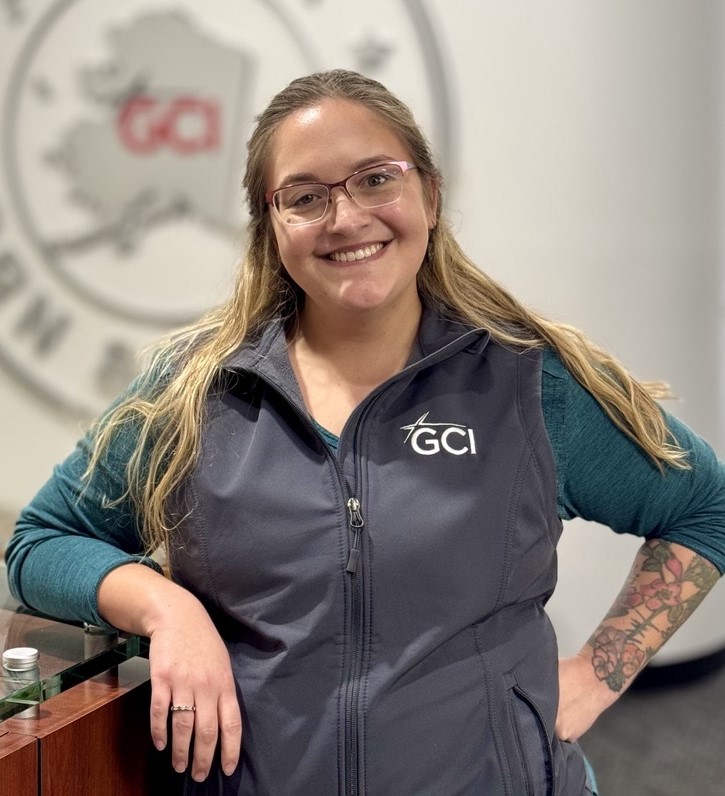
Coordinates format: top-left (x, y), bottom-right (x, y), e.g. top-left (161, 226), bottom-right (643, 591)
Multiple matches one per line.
top-left (6, 348), bottom-right (725, 628)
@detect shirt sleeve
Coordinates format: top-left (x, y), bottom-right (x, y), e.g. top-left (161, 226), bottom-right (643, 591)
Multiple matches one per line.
top-left (4, 403), bottom-right (162, 628)
top-left (541, 348), bottom-right (725, 574)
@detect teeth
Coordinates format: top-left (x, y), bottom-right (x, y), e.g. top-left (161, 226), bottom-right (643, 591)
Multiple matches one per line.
top-left (329, 242), bottom-right (384, 262)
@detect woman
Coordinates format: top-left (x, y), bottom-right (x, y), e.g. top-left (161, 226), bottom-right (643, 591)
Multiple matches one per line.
top-left (6, 69), bottom-right (725, 795)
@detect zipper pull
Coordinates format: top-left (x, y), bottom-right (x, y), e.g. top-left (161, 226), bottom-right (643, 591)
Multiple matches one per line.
top-left (345, 497), bottom-right (365, 574)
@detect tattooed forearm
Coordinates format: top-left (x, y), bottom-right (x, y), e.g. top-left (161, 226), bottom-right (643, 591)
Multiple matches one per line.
top-left (587, 540), bottom-right (720, 693)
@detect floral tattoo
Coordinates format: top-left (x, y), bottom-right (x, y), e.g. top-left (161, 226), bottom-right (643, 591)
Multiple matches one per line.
top-left (587, 540), bottom-right (719, 692)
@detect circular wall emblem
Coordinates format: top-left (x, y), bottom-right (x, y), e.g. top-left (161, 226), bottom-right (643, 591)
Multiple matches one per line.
top-left (0, 0), bottom-right (454, 419)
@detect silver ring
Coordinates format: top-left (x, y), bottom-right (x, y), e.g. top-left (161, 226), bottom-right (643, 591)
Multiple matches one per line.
top-left (170, 704), bottom-right (196, 712)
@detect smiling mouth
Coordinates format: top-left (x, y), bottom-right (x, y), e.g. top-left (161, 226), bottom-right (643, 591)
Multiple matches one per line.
top-left (328, 242), bottom-right (386, 263)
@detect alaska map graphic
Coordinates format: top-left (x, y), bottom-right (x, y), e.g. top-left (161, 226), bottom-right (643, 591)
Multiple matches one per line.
top-left (48, 12), bottom-right (252, 256)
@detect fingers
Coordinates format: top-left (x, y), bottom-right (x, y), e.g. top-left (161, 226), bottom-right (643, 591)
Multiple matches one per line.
top-left (150, 680), bottom-right (171, 752)
top-left (218, 694), bottom-right (243, 776)
top-left (185, 691), bottom-right (242, 780)
top-left (151, 688), bottom-right (242, 781)
top-left (186, 701), bottom-right (218, 782)
top-left (169, 699), bottom-right (200, 776)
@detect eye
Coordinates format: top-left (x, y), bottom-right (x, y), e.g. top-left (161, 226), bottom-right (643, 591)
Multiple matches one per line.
top-left (352, 164), bottom-right (403, 195)
top-left (282, 185), bottom-right (326, 209)
top-left (363, 170), bottom-right (393, 189)
top-left (291, 193), bottom-right (318, 208)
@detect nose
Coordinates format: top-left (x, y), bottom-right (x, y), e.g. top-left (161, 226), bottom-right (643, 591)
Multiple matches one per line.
top-left (326, 186), bottom-right (368, 229)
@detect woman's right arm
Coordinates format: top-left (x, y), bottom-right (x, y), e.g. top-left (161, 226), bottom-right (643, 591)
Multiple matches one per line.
top-left (5, 423), bottom-right (241, 781)
top-left (5, 426), bottom-right (160, 625)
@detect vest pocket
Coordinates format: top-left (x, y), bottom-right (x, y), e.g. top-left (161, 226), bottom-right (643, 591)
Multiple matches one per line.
top-left (507, 681), bottom-right (554, 796)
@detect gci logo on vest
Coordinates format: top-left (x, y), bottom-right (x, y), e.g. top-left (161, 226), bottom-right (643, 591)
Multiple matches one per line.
top-left (401, 412), bottom-right (477, 456)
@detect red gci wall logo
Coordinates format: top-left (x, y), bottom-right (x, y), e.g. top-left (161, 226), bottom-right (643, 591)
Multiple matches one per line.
top-left (117, 95), bottom-right (221, 154)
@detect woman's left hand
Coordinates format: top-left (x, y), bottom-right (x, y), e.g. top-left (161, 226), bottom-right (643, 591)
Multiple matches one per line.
top-left (556, 653), bottom-right (617, 742)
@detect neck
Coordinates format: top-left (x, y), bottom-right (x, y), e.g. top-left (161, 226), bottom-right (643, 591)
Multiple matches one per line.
top-left (292, 297), bottom-right (423, 383)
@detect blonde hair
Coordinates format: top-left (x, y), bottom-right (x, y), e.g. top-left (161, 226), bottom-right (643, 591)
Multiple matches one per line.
top-left (87, 69), bottom-right (686, 558)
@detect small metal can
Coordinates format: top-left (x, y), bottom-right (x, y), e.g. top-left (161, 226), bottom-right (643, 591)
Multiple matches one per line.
top-left (2, 647), bottom-right (40, 672)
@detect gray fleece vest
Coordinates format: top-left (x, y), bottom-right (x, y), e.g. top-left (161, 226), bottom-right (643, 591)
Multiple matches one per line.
top-left (172, 309), bottom-right (591, 795)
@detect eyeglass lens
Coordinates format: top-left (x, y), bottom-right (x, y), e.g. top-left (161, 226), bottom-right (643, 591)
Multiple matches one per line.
top-left (274, 163), bottom-right (407, 225)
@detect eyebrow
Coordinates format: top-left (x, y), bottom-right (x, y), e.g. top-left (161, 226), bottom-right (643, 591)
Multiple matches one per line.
top-left (276, 155), bottom-right (401, 188)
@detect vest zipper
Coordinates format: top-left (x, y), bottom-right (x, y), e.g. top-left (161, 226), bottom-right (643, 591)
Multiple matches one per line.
top-left (344, 496), bottom-right (365, 796)
top-left (345, 497), bottom-right (365, 573)
top-left (236, 371), bottom-right (370, 794)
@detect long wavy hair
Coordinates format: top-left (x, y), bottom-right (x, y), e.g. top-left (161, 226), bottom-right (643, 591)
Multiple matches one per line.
top-left (86, 69), bottom-right (686, 558)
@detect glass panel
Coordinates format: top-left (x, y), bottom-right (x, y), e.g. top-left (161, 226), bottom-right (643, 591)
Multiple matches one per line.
top-left (0, 569), bottom-right (144, 722)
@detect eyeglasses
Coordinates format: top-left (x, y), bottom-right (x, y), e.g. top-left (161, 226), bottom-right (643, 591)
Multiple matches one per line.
top-left (265, 160), bottom-right (417, 226)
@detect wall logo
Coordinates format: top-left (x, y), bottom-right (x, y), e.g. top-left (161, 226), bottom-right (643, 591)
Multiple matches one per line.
top-left (401, 412), bottom-right (477, 457)
top-left (0, 0), bottom-right (454, 420)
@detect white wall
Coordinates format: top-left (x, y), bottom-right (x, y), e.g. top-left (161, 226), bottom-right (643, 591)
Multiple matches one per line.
top-left (0, 0), bottom-right (722, 661)
top-left (434, 0), bottom-right (724, 661)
